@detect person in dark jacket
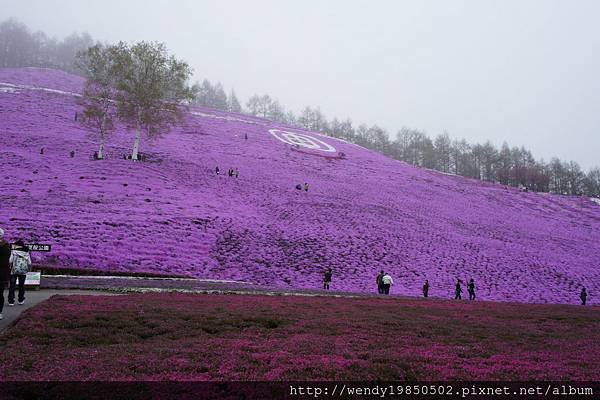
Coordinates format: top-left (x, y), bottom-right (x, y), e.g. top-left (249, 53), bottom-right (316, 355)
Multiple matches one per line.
top-left (376, 270), bottom-right (384, 294)
top-left (0, 228), bottom-right (11, 320)
top-left (323, 268), bottom-right (332, 290)
top-left (580, 287), bottom-right (588, 305)
top-left (423, 279), bottom-right (430, 298)
top-left (467, 278), bottom-right (476, 301)
top-left (455, 279), bottom-right (463, 300)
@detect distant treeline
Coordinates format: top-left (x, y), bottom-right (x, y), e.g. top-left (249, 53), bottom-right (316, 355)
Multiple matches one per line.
top-left (193, 82), bottom-right (600, 198)
top-left (0, 19), bottom-right (95, 74)
top-left (2, 18), bottom-right (599, 197)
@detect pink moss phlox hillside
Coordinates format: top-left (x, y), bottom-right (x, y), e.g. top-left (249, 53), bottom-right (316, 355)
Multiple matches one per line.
top-left (1, 68), bottom-right (600, 304)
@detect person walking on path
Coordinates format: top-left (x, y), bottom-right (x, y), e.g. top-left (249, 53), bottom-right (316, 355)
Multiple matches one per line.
top-left (580, 287), bottom-right (588, 305)
top-left (0, 228), bottom-right (11, 320)
top-left (304, 183), bottom-right (309, 192)
top-left (381, 273), bottom-right (393, 295)
top-left (375, 270), bottom-right (385, 294)
top-left (423, 279), bottom-right (430, 298)
top-left (8, 240), bottom-right (31, 306)
top-left (454, 279), bottom-right (463, 300)
top-left (323, 268), bottom-right (332, 290)
top-left (467, 278), bottom-right (476, 301)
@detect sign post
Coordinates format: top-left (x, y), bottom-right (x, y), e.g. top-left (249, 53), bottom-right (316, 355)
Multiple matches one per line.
top-left (25, 271), bottom-right (41, 287)
top-left (10, 243), bottom-right (52, 252)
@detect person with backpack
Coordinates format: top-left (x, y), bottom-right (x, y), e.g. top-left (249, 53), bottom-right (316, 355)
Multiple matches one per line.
top-left (423, 279), bottom-right (430, 298)
top-left (381, 273), bottom-right (393, 295)
top-left (454, 279), bottom-right (463, 300)
top-left (467, 278), bottom-right (476, 301)
top-left (375, 270), bottom-right (385, 294)
top-left (323, 268), bottom-right (332, 290)
top-left (0, 228), bottom-right (11, 320)
top-left (580, 287), bottom-right (588, 305)
top-left (8, 240), bottom-right (31, 306)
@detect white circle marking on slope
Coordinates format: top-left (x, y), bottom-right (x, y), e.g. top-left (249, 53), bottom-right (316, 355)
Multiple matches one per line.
top-left (269, 129), bottom-right (337, 153)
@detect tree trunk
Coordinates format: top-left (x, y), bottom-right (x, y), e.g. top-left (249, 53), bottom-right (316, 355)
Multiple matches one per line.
top-left (98, 133), bottom-right (105, 160)
top-left (98, 114), bottom-right (105, 160)
top-left (132, 117), bottom-right (141, 161)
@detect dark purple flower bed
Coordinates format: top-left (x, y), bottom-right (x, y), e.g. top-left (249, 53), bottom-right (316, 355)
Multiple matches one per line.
top-left (1, 67), bottom-right (600, 304)
top-left (0, 293), bottom-right (599, 381)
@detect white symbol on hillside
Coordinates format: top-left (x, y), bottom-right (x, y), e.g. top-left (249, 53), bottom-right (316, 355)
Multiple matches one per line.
top-left (269, 129), bottom-right (336, 153)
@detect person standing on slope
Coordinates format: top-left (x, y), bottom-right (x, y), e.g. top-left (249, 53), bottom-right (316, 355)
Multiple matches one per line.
top-left (381, 272), bottom-right (393, 295)
top-left (375, 270), bottom-right (385, 294)
top-left (423, 279), bottom-right (430, 298)
top-left (580, 287), bottom-right (588, 305)
top-left (8, 240), bottom-right (31, 306)
top-left (323, 268), bottom-right (332, 290)
top-left (0, 228), bottom-right (11, 320)
top-left (467, 278), bottom-right (476, 301)
top-left (454, 279), bottom-right (463, 300)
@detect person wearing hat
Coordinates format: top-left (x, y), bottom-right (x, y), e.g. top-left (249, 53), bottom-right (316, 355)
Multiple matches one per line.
top-left (0, 228), bottom-right (12, 320)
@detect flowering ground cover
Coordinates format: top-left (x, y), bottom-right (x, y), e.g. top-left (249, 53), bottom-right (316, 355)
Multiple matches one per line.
top-left (0, 293), bottom-right (598, 381)
top-left (1, 67), bottom-right (600, 304)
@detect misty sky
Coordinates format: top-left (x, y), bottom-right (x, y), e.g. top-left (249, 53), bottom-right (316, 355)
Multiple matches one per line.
top-left (3, 0), bottom-right (599, 169)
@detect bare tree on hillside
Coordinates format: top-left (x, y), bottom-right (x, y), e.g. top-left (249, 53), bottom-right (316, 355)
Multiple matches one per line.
top-left (434, 132), bottom-right (452, 173)
top-left (246, 94), bottom-right (272, 118)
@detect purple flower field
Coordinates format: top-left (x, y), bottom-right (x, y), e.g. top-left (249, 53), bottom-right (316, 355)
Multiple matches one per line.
top-left (1, 67), bottom-right (599, 304)
top-left (1, 293), bottom-right (599, 381)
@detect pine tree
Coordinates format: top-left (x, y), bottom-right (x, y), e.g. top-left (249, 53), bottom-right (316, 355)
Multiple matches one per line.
top-left (228, 89), bottom-right (242, 113)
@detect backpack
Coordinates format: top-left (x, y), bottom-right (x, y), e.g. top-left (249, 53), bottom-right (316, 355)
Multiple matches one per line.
top-left (12, 253), bottom-right (31, 275)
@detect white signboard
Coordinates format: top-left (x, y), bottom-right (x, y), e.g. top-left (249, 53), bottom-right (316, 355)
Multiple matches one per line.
top-left (25, 272), bottom-right (41, 286)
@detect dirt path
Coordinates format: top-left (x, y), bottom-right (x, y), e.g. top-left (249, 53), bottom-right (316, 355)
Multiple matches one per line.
top-left (0, 289), bottom-right (118, 333)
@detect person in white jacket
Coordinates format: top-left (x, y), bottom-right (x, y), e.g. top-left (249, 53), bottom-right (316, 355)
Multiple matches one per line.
top-left (381, 273), bottom-right (394, 295)
top-left (8, 240), bottom-right (31, 306)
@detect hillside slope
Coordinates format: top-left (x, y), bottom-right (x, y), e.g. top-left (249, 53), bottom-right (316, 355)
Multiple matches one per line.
top-left (1, 68), bottom-right (599, 304)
